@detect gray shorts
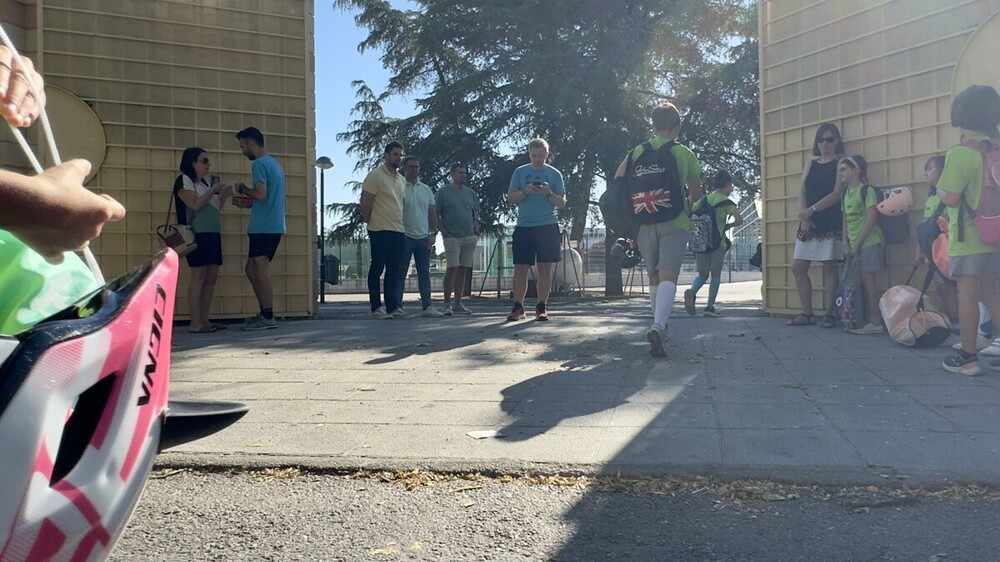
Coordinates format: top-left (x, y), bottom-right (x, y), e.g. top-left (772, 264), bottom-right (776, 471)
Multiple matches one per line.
top-left (858, 243), bottom-right (886, 273)
top-left (695, 244), bottom-right (726, 272)
top-left (637, 222), bottom-right (688, 278)
top-left (950, 251), bottom-right (1000, 276)
top-left (444, 235), bottom-right (477, 268)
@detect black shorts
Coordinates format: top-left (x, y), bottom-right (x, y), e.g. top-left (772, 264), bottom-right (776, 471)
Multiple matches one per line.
top-left (248, 233), bottom-right (283, 261)
top-left (185, 232), bottom-right (222, 267)
top-left (512, 224), bottom-right (561, 265)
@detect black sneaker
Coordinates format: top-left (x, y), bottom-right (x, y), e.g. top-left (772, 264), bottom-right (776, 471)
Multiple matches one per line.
top-left (535, 302), bottom-right (549, 321)
top-left (507, 303), bottom-right (525, 321)
top-left (943, 351), bottom-right (982, 376)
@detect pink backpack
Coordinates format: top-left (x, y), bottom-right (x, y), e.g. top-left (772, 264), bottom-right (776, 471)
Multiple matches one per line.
top-left (963, 139), bottom-right (1000, 245)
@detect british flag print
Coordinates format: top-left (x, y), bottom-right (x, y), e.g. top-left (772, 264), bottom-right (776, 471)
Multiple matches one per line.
top-left (632, 190), bottom-right (672, 214)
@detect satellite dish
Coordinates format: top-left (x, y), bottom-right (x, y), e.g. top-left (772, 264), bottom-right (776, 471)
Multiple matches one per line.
top-left (42, 86), bottom-right (106, 183)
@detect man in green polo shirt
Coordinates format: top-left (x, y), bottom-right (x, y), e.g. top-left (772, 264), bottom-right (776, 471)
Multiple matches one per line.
top-left (396, 155), bottom-right (443, 317)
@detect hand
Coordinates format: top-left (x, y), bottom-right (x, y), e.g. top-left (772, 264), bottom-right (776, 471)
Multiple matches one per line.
top-left (10, 160), bottom-right (126, 263)
top-left (799, 218), bottom-right (814, 232)
top-left (220, 184), bottom-right (233, 199)
top-left (426, 236), bottom-right (435, 251)
top-left (798, 207), bottom-right (814, 221)
top-left (0, 46), bottom-right (45, 128)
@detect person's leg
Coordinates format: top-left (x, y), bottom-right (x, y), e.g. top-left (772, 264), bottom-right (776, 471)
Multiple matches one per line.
top-left (244, 257), bottom-right (261, 307)
top-left (202, 264), bottom-right (220, 324)
top-left (443, 267), bottom-right (456, 305)
top-left (791, 259), bottom-right (814, 316)
top-left (956, 274), bottom-right (981, 355)
top-left (187, 266), bottom-right (207, 331)
top-left (453, 237), bottom-right (475, 307)
top-left (384, 232), bottom-right (405, 313)
top-left (251, 256), bottom-right (273, 313)
top-left (367, 231), bottom-right (388, 312)
top-left (707, 263), bottom-right (724, 309)
top-left (653, 225), bottom-right (687, 329)
top-left (453, 267), bottom-right (466, 306)
top-left (396, 238), bottom-right (415, 309)
top-left (822, 260), bottom-right (840, 317)
top-left (860, 270), bottom-right (880, 326)
top-left (413, 237), bottom-right (432, 309)
top-left (536, 262), bottom-right (553, 304)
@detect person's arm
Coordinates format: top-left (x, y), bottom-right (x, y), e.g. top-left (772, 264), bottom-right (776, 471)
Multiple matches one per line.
top-left (239, 180), bottom-right (267, 202)
top-left (727, 206), bottom-right (743, 229)
top-left (0, 161), bottom-right (125, 262)
top-left (854, 202), bottom-right (878, 254)
top-left (360, 191), bottom-right (375, 224)
top-left (842, 204), bottom-right (850, 255)
top-left (686, 175), bottom-right (704, 208)
top-left (426, 202), bottom-right (438, 249)
top-left (177, 180), bottom-right (223, 212)
top-left (506, 170), bottom-right (527, 204)
top-left (796, 159), bottom-right (814, 220)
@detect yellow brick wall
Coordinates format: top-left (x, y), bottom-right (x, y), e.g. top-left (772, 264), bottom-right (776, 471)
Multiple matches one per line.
top-left (2, 0), bottom-right (316, 319)
top-left (760, 0), bottom-right (1000, 314)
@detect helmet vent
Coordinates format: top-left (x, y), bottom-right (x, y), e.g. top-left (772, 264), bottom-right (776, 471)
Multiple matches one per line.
top-left (51, 374), bottom-right (118, 485)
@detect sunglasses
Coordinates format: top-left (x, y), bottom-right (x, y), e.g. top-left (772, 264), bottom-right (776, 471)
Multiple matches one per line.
top-left (197, 158), bottom-right (210, 164)
top-left (819, 136), bottom-right (837, 144)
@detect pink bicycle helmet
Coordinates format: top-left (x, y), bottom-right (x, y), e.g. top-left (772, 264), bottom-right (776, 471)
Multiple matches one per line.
top-left (0, 250), bottom-right (247, 561)
top-left (876, 186), bottom-right (912, 216)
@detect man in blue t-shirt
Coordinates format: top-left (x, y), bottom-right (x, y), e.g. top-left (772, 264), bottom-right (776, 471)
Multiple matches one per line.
top-left (234, 126), bottom-right (286, 331)
top-left (506, 138), bottom-right (567, 321)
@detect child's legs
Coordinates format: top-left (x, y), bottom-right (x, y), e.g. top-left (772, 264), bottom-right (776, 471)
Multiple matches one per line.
top-left (860, 271), bottom-right (880, 325)
top-left (955, 274), bottom-right (982, 354)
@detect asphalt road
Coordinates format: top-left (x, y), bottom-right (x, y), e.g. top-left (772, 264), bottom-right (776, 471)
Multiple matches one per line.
top-left (110, 468), bottom-right (1000, 561)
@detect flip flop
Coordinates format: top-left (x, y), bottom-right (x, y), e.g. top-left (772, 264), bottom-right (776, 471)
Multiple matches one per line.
top-left (785, 313), bottom-right (814, 326)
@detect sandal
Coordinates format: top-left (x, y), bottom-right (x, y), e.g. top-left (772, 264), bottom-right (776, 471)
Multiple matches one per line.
top-left (785, 313), bottom-right (815, 326)
top-left (818, 315), bottom-right (836, 328)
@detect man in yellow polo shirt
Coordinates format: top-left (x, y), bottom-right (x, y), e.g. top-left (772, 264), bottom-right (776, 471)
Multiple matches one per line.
top-left (361, 141), bottom-right (406, 319)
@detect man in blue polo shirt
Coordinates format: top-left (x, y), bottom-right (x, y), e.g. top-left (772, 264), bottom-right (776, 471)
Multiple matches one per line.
top-left (506, 138), bottom-right (567, 321)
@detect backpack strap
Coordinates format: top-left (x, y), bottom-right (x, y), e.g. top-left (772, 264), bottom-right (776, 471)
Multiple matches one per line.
top-left (955, 140), bottom-right (992, 242)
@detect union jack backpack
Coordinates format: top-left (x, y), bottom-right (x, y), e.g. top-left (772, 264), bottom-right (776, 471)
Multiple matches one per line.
top-left (625, 140), bottom-right (685, 225)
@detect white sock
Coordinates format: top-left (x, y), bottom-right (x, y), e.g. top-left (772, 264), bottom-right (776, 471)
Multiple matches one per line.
top-left (655, 281), bottom-right (677, 328)
top-left (649, 283), bottom-right (658, 315)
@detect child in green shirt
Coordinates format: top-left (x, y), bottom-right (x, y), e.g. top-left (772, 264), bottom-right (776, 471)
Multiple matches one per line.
top-left (839, 155), bottom-right (885, 334)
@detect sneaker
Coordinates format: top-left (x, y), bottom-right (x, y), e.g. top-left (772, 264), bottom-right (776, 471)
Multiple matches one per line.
top-left (989, 359), bottom-right (1000, 372)
top-left (243, 314), bottom-right (260, 326)
top-left (980, 338), bottom-right (1000, 357)
top-left (242, 315), bottom-right (277, 331)
top-left (848, 322), bottom-right (884, 335)
top-left (981, 320), bottom-right (995, 339)
top-left (535, 302), bottom-right (549, 321)
top-left (646, 323), bottom-right (667, 357)
top-left (372, 307), bottom-right (390, 319)
top-left (952, 334), bottom-right (992, 351)
top-left (507, 303), bottom-right (525, 322)
top-left (421, 306), bottom-right (445, 318)
top-left (703, 306), bottom-right (719, 317)
top-left (390, 308), bottom-right (407, 318)
top-left (684, 289), bottom-right (696, 316)
top-left (943, 351), bottom-right (982, 376)
top-left (442, 305), bottom-right (454, 317)
top-left (451, 302), bottom-right (472, 315)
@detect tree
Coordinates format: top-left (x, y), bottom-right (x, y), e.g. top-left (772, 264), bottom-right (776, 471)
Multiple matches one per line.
top-left (333, 0), bottom-right (755, 294)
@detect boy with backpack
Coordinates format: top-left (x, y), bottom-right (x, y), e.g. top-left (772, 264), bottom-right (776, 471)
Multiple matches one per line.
top-left (937, 85), bottom-right (1000, 376)
top-left (613, 102), bottom-right (703, 357)
top-left (685, 170), bottom-right (742, 317)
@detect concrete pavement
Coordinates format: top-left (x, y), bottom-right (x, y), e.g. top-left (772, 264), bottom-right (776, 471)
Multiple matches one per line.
top-left (160, 281), bottom-right (1000, 487)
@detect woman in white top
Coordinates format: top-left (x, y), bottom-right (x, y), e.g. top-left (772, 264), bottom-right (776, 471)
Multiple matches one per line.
top-left (173, 147), bottom-right (231, 333)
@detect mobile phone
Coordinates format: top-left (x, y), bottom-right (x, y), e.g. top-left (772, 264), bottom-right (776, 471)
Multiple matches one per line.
top-left (210, 175), bottom-right (220, 185)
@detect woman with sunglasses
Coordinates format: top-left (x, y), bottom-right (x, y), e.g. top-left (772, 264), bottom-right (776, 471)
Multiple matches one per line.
top-left (174, 147), bottom-right (231, 332)
top-left (787, 123), bottom-right (846, 327)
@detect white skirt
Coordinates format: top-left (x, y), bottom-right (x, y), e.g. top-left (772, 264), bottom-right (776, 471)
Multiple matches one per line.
top-left (793, 238), bottom-right (843, 262)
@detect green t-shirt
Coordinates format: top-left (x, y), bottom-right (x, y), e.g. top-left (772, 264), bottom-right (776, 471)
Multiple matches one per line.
top-left (0, 230), bottom-right (100, 335)
top-left (937, 135), bottom-right (996, 257)
top-left (923, 192), bottom-right (943, 219)
top-left (629, 136), bottom-right (703, 232)
top-left (841, 184), bottom-right (884, 249)
top-left (692, 191), bottom-right (738, 244)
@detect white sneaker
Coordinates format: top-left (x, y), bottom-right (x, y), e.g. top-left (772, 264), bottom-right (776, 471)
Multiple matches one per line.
top-left (372, 307), bottom-right (390, 319)
top-left (952, 334), bottom-right (992, 351)
top-left (390, 308), bottom-right (407, 318)
top-left (645, 323), bottom-right (667, 357)
top-left (451, 302), bottom-right (472, 315)
top-left (442, 305), bottom-right (454, 317)
top-left (421, 306), bottom-right (445, 318)
top-left (981, 338), bottom-right (1000, 356)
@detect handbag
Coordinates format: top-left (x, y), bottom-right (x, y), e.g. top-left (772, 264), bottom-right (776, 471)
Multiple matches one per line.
top-left (157, 181), bottom-right (197, 257)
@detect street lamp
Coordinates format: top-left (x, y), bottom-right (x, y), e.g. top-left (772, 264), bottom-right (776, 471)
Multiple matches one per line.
top-left (315, 156), bottom-right (334, 303)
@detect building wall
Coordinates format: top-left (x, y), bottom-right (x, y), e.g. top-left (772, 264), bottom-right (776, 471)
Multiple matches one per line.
top-left (1, 0), bottom-right (316, 319)
top-left (759, 0), bottom-right (1000, 314)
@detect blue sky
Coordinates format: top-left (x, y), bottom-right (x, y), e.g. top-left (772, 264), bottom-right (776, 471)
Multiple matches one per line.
top-left (315, 1), bottom-right (416, 208)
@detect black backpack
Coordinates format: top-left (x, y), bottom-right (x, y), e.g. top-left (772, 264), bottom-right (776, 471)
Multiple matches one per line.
top-left (626, 140), bottom-right (684, 224)
top-left (598, 176), bottom-right (638, 240)
top-left (861, 185), bottom-right (910, 244)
